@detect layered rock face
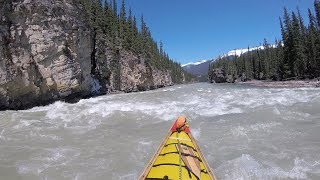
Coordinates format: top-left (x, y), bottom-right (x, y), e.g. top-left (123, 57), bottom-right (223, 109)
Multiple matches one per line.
top-left (0, 0), bottom-right (173, 110)
top-left (119, 51), bottom-right (172, 92)
top-left (0, 0), bottom-right (94, 110)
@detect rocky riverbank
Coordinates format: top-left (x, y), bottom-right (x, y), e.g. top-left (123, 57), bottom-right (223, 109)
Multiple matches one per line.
top-left (0, 0), bottom-right (186, 110)
top-left (208, 68), bottom-right (320, 88)
top-left (238, 79), bottom-right (320, 88)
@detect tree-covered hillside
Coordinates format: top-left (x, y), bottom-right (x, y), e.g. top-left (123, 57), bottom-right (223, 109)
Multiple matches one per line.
top-left (76, 0), bottom-right (194, 83)
top-left (209, 0), bottom-right (320, 82)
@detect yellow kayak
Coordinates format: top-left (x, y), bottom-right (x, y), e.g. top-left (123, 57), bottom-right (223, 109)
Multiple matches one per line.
top-left (139, 116), bottom-right (216, 180)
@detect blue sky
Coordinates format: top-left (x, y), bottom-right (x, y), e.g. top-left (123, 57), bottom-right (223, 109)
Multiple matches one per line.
top-left (122, 0), bottom-right (315, 65)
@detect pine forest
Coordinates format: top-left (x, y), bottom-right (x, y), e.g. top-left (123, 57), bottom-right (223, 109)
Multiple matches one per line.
top-left (209, 0), bottom-right (320, 82)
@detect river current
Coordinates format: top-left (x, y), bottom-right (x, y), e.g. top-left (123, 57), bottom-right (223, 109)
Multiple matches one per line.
top-left (0, 83), bottom-right (319, 180)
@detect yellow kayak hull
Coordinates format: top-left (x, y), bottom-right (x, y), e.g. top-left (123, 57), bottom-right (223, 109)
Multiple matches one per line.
top-left (139, 117), bottom-right (216, 180)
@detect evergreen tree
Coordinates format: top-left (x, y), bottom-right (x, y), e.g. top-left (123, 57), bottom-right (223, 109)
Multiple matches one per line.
top-left (209, 1), bottom-right (320, 83)
top-left (76, 0), bottom-right (191, 85)
top-left (119, 0), bottom-right (126, 42)
top-left (283, 8), bottom-right (295, 78)
top-left (292, 12), bottom-right (307, 77)
top-left (159, 41), bottom-right (164, 56)
top-left (306, 9), bottom-right (318, 77)
top-left (112, 0), bottom-right (117, 16)
top-left (314, 0), bottom-right (320, 29)
top-left (314, 1), bottom-right (320, 77)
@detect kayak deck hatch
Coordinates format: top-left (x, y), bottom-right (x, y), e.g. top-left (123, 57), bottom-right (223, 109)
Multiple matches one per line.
top-left (139, 116), bottom-right (216, 180)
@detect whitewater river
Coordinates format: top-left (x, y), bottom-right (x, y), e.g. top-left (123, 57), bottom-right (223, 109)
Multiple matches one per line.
top-left (0, 83), bottom-right (320, 180)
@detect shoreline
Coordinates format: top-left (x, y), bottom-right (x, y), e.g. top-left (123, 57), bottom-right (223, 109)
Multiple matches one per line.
top-left (238, 79), bottom-right (320, 88)
top-left (0, 84), bottom-right (176, 111)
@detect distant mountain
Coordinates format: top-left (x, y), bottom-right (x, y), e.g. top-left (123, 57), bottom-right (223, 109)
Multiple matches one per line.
top-left (182, 45), bottom-right (269, 77)
top-left (182, 60), bottom-right (211, 76)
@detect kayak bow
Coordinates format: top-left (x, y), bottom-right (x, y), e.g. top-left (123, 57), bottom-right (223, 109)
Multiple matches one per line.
top-left (139, 116), bottom-right (216, 180)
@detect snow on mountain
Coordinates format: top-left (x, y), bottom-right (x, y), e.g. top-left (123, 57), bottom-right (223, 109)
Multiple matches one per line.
top-left (182, 60), bottom-right (209, 67)
top-left (182, 44), bottom-right (278, 77)
top-left (221, 46), bottom-right (262, 58)
top-left (220, 44), bottom-right (277, 59)
top-left (183, 44), bottom-right (276, 67)
top-left (182, 60), bottom-right (211, 76)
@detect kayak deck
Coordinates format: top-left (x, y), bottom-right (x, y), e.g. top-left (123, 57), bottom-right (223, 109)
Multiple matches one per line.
top-left (139, 117), bottom-right (216, 180)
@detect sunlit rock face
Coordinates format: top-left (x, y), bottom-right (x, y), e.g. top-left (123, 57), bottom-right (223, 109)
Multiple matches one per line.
top-left (119, 50), bottom-right (172, 92)
top-left (0, 0), bottom-right (174, 110)
top-left (0, 0), bottom-right (93, 109)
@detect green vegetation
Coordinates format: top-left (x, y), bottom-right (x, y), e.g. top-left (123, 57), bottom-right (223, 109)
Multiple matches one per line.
top-left (76, 0), bottom-right (193, 84)
top-left (209, 0), bottom-right (320, 81)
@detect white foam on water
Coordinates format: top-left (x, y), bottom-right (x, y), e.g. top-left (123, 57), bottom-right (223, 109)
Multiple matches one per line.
top-left (216, 154), bottom-right (317, 180)
top-left (45, 101), bottom-right (70, 120)
top-left (191, 126), bottom-right (201, 140)
top-left (43, 151), bottom-right (64, 162)
top-left (86, 102), bottom-right (119, 118)
top-left (197, 88), bottom-right (204, 92)
top-left (280, 110), bottom-right (313, 122)
top-left (249, 122), bottom-right (282, 133)
top-left (236, 98), bottom-right (259, 107)
top-left (17, 162), bottom-right (50, 175)
top-left (231, 126), bottom-right (249, 137)
top-left (38, 148), bottom-right (76, 163)
top-left (198, 106), bottom-right (243, 117)
top-left (84, 100), bottom-right (185, 121)
top-left (162, 87), bottom-right (176, 92)
top-left (231, 122), bottom-right (281, 137)
top-left (13, 120), bottom-right (40, 129)
top-left (18, 104), bottom-right (52, 113)
top-left (2, 84), bottom-right (320, 179)
top-left (290, 111), bottom-right (311, 119)
top-left (226, 88), bottom-right (320, 111)
top-left (273, 107), bottom-right (281, 115)
top-left (77, 95), bottom-right (109, 105)
top-left (138, 139), bottom-right (152, 146)
top-left (118, 172), bottom-right (137, 180)
top-left (40, 101), bottom-right (105, 134)
top-left (17, 147), bottom-right (81, 176)
top-left (29, 131), bottom-right (62, 141)
top-left (0, 129), bottom-right (5, 141)
top-left (36, 84), bottom-right (320, 126)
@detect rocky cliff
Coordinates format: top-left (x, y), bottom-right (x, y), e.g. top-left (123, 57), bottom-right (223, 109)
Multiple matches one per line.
top-left (0, 0), bottom-right (174, 110)
top-left (118, 50), bottom-right (172, 92)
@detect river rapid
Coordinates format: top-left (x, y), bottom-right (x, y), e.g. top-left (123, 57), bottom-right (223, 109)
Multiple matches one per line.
top-left (0, 83), bottom-right (319, 180)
